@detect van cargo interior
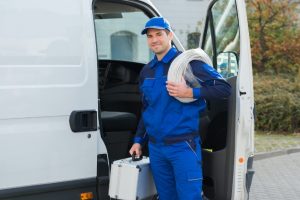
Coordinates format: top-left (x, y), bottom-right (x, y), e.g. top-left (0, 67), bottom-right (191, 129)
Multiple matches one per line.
top-left (94, 1), bottom-right (236, 199)
top-left (98, 60), bottom-right (144, 164)
top-left (97, 59), bottom-right (236, 200)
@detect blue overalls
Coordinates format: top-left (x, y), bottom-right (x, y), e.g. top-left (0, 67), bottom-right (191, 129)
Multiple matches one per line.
top-left (134, 47), bottom-right (231, 200)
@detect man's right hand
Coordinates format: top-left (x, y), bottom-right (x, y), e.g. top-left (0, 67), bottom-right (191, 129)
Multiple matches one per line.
top-left (129, 143), bottom-right (142, 157)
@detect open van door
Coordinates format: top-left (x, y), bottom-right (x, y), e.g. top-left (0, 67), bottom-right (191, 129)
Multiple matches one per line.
top-left (200, 0), bottom-right (255, 199)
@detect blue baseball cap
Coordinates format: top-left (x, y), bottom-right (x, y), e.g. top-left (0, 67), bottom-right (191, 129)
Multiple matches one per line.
top-left (141, 17), bottom-right (172, 35)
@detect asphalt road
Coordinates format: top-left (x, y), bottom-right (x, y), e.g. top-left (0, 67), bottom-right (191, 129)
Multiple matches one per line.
top-left (249, 152), bottom-right (300, 200)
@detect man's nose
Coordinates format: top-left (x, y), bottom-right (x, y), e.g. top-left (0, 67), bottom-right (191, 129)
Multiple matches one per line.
top-left (151, 36), bottom-right (158, 42)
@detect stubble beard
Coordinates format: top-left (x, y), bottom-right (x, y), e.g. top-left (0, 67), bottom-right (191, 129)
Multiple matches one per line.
top-left (151, 45), bottom-right (168, 57)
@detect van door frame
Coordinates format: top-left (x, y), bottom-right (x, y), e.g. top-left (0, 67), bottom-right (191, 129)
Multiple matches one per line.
top-left (92, 0), bottom-right (186, 199)
top-left (200, 0), bottom-right (255, 199)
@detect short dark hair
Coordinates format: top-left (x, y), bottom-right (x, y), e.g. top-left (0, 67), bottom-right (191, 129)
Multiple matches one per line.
top-left (146, 29), bottom-right (171, 36)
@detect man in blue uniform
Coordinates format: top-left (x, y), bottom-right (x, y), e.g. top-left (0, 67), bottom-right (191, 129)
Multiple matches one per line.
top-left (129, 17), bottom-right (231, 200)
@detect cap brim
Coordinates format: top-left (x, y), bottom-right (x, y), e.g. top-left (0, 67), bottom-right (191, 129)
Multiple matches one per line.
top-left (141, 26), bottom-right (170, 35)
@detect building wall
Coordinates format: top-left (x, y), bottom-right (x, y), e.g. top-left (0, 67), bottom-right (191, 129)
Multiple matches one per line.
top-left (151, 0), bottom-right (211, 49)
top-left (94, 11), bottom-right (151, 63)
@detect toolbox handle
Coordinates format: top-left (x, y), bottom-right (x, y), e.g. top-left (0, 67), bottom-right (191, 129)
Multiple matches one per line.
top-left (132, 153), bottom-right (143, 161)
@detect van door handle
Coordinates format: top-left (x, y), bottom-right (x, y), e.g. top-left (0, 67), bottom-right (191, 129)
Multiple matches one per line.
top-left (240, 91), bottom-right (247, 96)
top-left (69, 110), bottom-right (97, 132)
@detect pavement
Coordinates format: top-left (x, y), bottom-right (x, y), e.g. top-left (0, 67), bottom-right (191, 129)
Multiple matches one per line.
top-left (249, 133), bottom-right (300, 200)
top-left (249, 152), bottom-right (300, 200)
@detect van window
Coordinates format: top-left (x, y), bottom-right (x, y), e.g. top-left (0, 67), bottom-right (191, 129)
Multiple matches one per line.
top-left (94, 2), bottom-right (151, 63)
top-left (203, 0), bottom-right (239, 77)
top-left (212, 0), bottom-right (240, 55)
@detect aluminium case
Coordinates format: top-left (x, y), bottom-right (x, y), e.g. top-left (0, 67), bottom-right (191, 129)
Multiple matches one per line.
top-left (108, 157), bottom-right (157, 200)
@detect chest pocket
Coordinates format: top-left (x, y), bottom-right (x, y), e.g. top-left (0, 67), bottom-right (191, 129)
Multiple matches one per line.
top-left (141, 78), bottom-right (161, 106)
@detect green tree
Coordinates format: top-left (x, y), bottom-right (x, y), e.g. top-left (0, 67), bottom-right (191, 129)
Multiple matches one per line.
top-left (247, 0), bottom-right (300, 74)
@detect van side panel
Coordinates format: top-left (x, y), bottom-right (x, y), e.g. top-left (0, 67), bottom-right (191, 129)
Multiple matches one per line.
top-left (0, 178), bottom-right (96, 200)
top-left (0, 0), bottom-right (99, 191)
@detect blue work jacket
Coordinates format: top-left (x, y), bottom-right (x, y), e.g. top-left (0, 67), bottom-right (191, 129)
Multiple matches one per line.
top-left (134, 47), bottom-right (231, 144)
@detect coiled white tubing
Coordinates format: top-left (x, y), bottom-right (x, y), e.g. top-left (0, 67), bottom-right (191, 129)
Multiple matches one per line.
top-left (167, 48), bottom-right (213, 103)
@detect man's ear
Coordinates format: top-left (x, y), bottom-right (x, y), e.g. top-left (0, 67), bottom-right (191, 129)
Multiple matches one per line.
top-left (168, 31), bottom-right (174, 40)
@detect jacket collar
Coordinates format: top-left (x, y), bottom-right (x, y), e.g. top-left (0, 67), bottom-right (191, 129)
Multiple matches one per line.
top-left (149, 47), bottom-right (178, 68)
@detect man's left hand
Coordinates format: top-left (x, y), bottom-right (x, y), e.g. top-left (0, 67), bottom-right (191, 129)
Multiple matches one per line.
top-left (166, 79), bottom-right (193, 98)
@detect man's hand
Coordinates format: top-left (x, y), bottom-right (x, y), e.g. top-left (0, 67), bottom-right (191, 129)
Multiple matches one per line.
top-left (129, 143), bottom-right (142, 157)
top-left (166, 79), bottom-right (193, 98)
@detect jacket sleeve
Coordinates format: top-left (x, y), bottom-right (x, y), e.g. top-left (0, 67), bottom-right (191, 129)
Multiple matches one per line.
top-left (133, 68), bottom-right (149, 145)
top-left (133, 116), bottom-right (148, 145)
top-left (190, 60), bottom-right (231, 100)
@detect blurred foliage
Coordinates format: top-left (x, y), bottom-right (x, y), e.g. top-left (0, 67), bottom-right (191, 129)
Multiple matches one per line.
top-left (187, 32), bottom-right (201, 49)
top-left (247, 1), bottom-right (300, 133)
top-left (246, 0), bottom-right (300, 74)
top-left (254, 74), bottom-right (300, 132)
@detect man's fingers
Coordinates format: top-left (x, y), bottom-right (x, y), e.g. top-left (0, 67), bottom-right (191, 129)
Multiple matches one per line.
top-left (132, 149), bottom-right (142, 157)
top-left (129, 143), bottom-right (142, 156)
top-left (166, 83), bottom-right (178, 97)
top-left (166, 83), bottom-right (178, 90)
top-left (167, 88), bottom-right (178, 96)
top-left (129, 148), bottom-right (134, 155)
top-left (168, 89), bottom-right (178, 97)
top-left (167, 81), bottom-right (186, 88)
top-left (166, 81), bottom-right (178, 87)
top-left (137, 150), bottom-right (142, 157)
top-left (132, 150), bottom-right (141, 156)
top-left (166, 86), bottom-right (177, 92)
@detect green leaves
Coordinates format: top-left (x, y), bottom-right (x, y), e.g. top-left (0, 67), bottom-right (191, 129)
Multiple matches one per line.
top-left (254, 74), bottom-right (300, 132)
top-left (246, 0), bottom-right (300, 74)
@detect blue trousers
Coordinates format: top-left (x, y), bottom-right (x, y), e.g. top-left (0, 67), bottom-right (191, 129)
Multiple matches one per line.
top-left (149, 137), bottom-right (202, 200)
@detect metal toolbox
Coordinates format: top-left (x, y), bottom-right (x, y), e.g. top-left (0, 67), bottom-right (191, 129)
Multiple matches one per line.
top-left (108, 157), bottom-right (157, 200)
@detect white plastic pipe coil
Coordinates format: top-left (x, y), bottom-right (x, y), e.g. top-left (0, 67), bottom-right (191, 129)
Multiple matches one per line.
top-left (167, 48), bottom-right (213, 103)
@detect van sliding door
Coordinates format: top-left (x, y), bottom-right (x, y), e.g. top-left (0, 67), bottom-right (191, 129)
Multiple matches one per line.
top-left (0, 0), bottom-right (99, 198)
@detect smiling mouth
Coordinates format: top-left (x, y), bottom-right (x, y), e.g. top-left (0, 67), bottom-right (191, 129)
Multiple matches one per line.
top-left (152, 44), bottom-right (160, 48)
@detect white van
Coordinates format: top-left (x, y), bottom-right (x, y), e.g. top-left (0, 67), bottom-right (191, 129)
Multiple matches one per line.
top-left (0, 0), bottom-right (255, 199)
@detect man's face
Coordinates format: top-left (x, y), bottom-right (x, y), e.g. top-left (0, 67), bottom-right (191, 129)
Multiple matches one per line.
top-left (146, 28), bottom-right (173, 57)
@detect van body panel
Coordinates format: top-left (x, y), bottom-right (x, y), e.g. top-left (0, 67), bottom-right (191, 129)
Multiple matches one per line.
top-left (0, 0), bottom-right (254, 199)
top-left (0, 0), bottom-right (97, 119)
top-left (0, 178), bottom-right (96, 200)
top-left (0, 117), bottom-right (98, 190)
top-left (0, 0), bottom-right (100, 191)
